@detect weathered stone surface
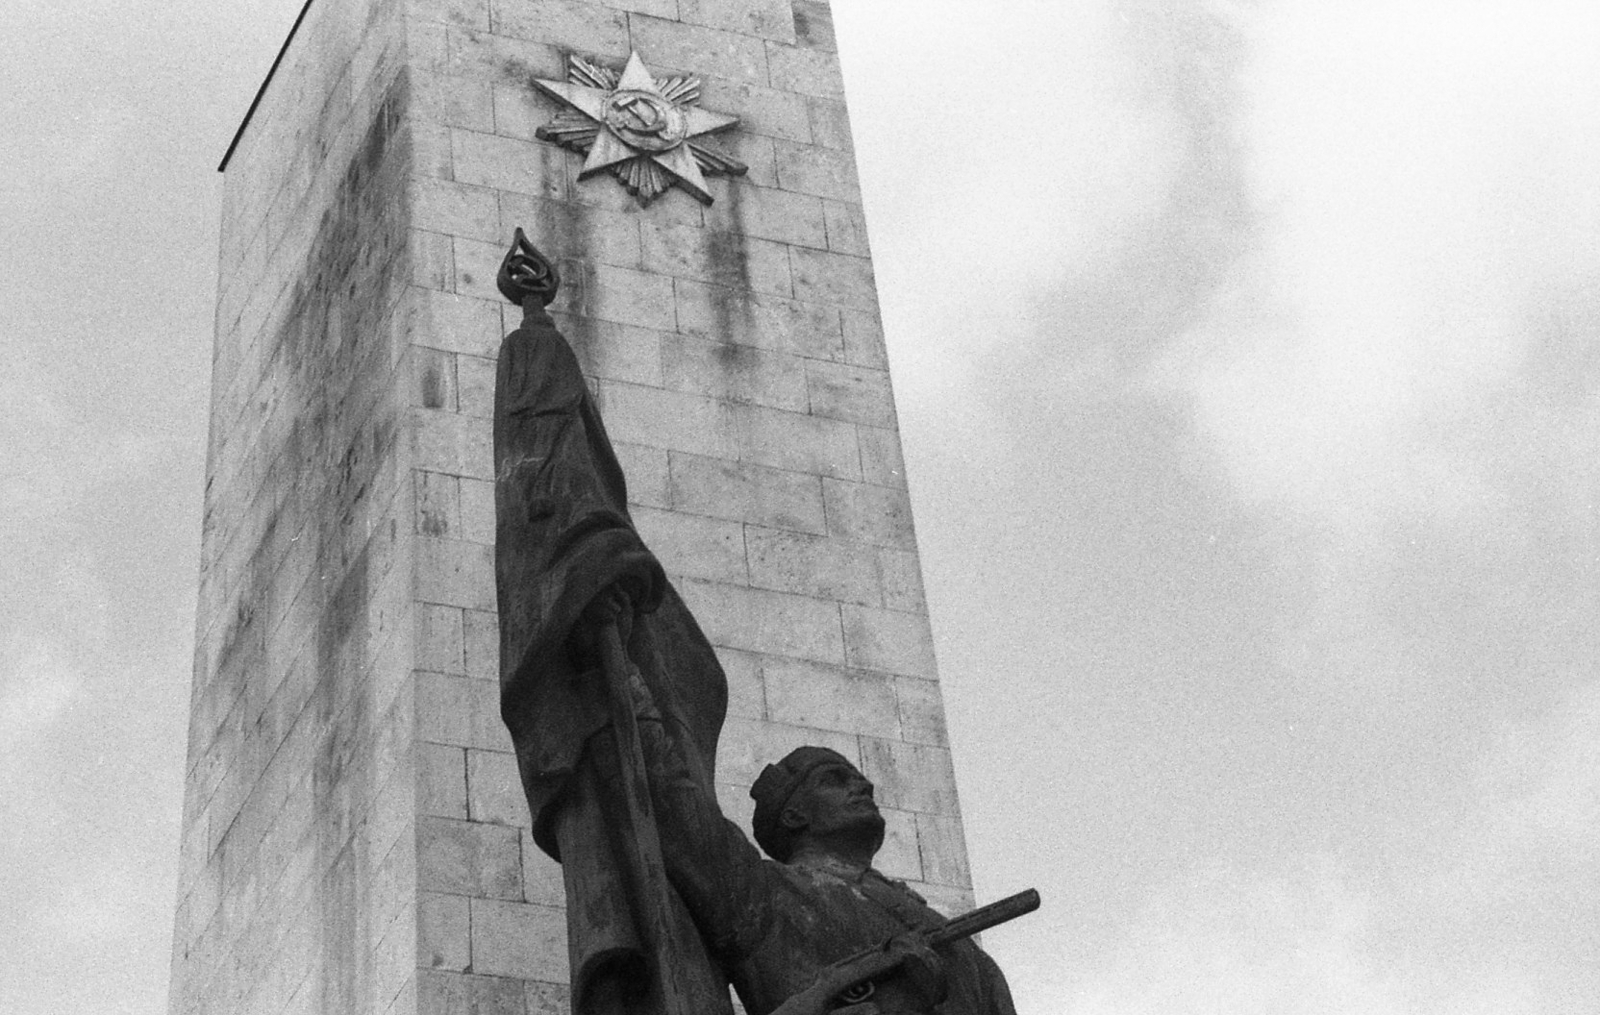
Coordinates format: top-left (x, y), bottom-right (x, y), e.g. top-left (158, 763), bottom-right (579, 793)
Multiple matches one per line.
top-left (418, 671), bottom-right (511, 751)
top-left (697, 77), bottom-right (812, 142)
top-left (452, 128), bottom-right (567, 197)
top-left (791, 0), bottom-right (837, 52)
top-left (894, 675), bottom-right (948, 747)
top-left (180, 0), bottom-right (987, 1010)
top-left (414, 0), bottom-right (492, 31)
top-left (612, 441), bottom-right (671, 509)
top-left (468, 900), bottom-right (569, 981)
top-left (414, 229), bottom-right (456, 291)
top-left (173, 5), bottom-right (420, 1010)
top-left (410, 177), bottom-right (500, 242)
top-left (462, 608), bottom-right (499, 679)
top-left (661, 333), bottom-right (809, 411)
top-left (415, 409), bottom-right (493, 479)
top-left (715, 646), bottom-right (767, 719)
top-left (916, 812), bottom-right (973, 887)
top-left (489, 0), bottom-right (631, 54)
top-left (841, 603), bottom-right (938, 678)
top-left (790, 245), bottom-right (878, 310)
top-left (550, 313), bottom-right (665, 386)
top-left (418, 816), bottom-right (523, 900)
top-left (859, 738), bottom-right (961, 816)
top-left (631, 14), bottom-right (771, 84)
top-left (416, 536), bottom-right (497, 610)
top-left (715, 717), bottom-right (859, 786)
top-left (409, 289), bottom-right (503, 359)
top-left (878, 546), bottom-right (928, 613)
top-left (418, 891), bottom-right (471, 970)
top-left (412, 70), bottom-right (495, 132)
top-left (419, 743), bottom-right (468, 818)
top-left (824, 478), bottom-right (915, 548)
top-left (704, 183), bottom-right (828, 249)
top-left (680, 0), bottom-right (797, 43)
top-left (774, 138), bottom-right (860, 203)
top-left (668, 451), bottom-right (826, 533)
top-left (447, 234), bottom-right (502, 298)
top-left (807, 95), bottom-right (853, 151)
top-left (466, 748), bottom-right (525, 827)
top-left (633, 505), bottom-right (751, 584)
top-left (732, 401), bottom-right (861, 479)
top-left (762, 656), bottom-right (898, 734)
top-left (598, 381), bottom-right (740, 458)
top-left (418, 970), bottom-right (528, 1015)
top-left (716, 130), bottom-right (779, 188)
top-left (416, 602), bottom-right (465, 673)
top-left (875, 807), bottom-right (924, 882)
top-left (497, 193), bottom-right (646, 270)
top-left (806, 359), bottom-right (896, 427)
top-left (641, 220), bottom-right (795, 296)
top-left (518, 830), bottom-right (565, 907)
top-left (746, 526), bottom-right (880, 605)
top-left (674, 279), bottom-right (845, 360)
top-left (857, 423), bottom-right (907, 488)
top-left (680, 578), bottom-right (844, 664)
top-left (570, 262), bottom-right (679, 330)
top-left (822, 198), bottom-right (869, 255)
top-left (444, 27), bottom-right (565, 86)
top-left (766, 39), bottom-right (845, 98)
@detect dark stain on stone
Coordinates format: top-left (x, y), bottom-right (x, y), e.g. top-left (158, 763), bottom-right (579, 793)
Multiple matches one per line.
top-left (704, 184), bottom-right (754, 351)
top-left (287, 71), bottom-right (410, 1013)
top-left (421, 510), bottom-right (449, 537)
top-left (561, 312), bottom-right (600, 373)
top-left (316, 545), bottom-right (368, 692)
top-left (313, 540), bottom-right (373, 1013)
top-left (505, 59), bottom-right (538, 83)
top-left (421, 364), bottom-right (446, 408)
top-left (190, 54), bottom-right (421, 1015)
top-left (697, 183), bottom-right (763, 390)
top-left (792, 1), bottom-right (838, 51)
top-left (461, 272), bottom-right (475, 286)
top-left (713, 340), bottom-right (757, 368)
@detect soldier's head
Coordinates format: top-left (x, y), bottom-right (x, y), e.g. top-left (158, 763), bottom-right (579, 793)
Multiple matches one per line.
top-left (750, 746), bottom-right (885, 864)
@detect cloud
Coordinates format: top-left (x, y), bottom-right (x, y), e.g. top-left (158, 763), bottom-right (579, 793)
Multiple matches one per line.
top-left (1042, 844), bottom-right (1594, 1014)
top-left (956, 8), bottom-right (1599, 1009)
top-left (1057, 863), bottom-right (1406, 1015)
top-left (0, 633), bottom-right (84, 749)
top-left (1165, 2), bottom-right (1600, 524)
top-left (1447, 679), bottom-right (1600, 888)
top-left (836, 0), bottom-right (1198, 404)
top-left (1017, 678), bottom-right (1600, 1014)
top-left (1123, 3), bottom-right (1600, 707)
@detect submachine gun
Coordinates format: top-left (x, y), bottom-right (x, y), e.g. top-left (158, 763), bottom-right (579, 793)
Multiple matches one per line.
top-left (770, 888), bottom-right (1041, 1015)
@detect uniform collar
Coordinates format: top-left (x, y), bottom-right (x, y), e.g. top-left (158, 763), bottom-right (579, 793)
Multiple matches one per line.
top-left (789, 851), bottom-right (874, 882)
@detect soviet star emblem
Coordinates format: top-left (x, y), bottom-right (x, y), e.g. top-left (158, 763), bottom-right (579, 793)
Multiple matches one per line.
top-left (532, 51), bottom-right (748, 205)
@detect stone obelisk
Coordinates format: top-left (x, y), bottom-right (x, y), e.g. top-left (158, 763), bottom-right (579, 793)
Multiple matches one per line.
top-left (170, 2), bottom-right (975, 1012)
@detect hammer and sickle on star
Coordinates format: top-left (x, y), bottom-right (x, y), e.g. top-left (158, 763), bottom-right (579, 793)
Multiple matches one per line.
top-left (617, 95), bottom-right (668, 136)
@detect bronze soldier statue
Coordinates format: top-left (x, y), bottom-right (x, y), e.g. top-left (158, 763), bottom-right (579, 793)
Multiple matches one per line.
top-left (491, 231), bottom-right (1032, 1015)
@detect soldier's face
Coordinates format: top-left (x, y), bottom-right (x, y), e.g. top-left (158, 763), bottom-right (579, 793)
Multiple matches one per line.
top-left (790, 762), bottom-right (883, 836)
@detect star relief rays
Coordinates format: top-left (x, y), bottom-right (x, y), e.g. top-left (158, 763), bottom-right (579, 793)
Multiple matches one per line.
top-left (533, 52), bottom-right (749, 205)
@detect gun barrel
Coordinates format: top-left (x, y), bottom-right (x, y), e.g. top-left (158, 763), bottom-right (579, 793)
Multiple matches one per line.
top-left (926, 888), bottom-right (1040, 948)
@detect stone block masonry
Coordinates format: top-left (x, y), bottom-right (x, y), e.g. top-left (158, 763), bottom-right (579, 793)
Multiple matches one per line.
top-left (172, 1), bottom-right (977, 1012)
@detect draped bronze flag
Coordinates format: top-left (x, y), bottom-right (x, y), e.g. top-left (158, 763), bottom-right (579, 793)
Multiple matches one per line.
top-left (491, 234), bottom-right (732, 1015)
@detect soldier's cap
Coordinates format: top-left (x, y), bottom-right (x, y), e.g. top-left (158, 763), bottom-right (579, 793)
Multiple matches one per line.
top-left (749, 746), bottom-right (856, 861)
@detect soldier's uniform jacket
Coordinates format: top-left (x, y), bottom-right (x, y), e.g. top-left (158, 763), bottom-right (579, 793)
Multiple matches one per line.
top-left (636, 715), bottom-right (1018, 1015)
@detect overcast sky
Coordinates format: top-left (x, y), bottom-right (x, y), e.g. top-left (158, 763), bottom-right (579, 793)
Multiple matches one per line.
top-left (2, 1), bottom-right (1596, 1013)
